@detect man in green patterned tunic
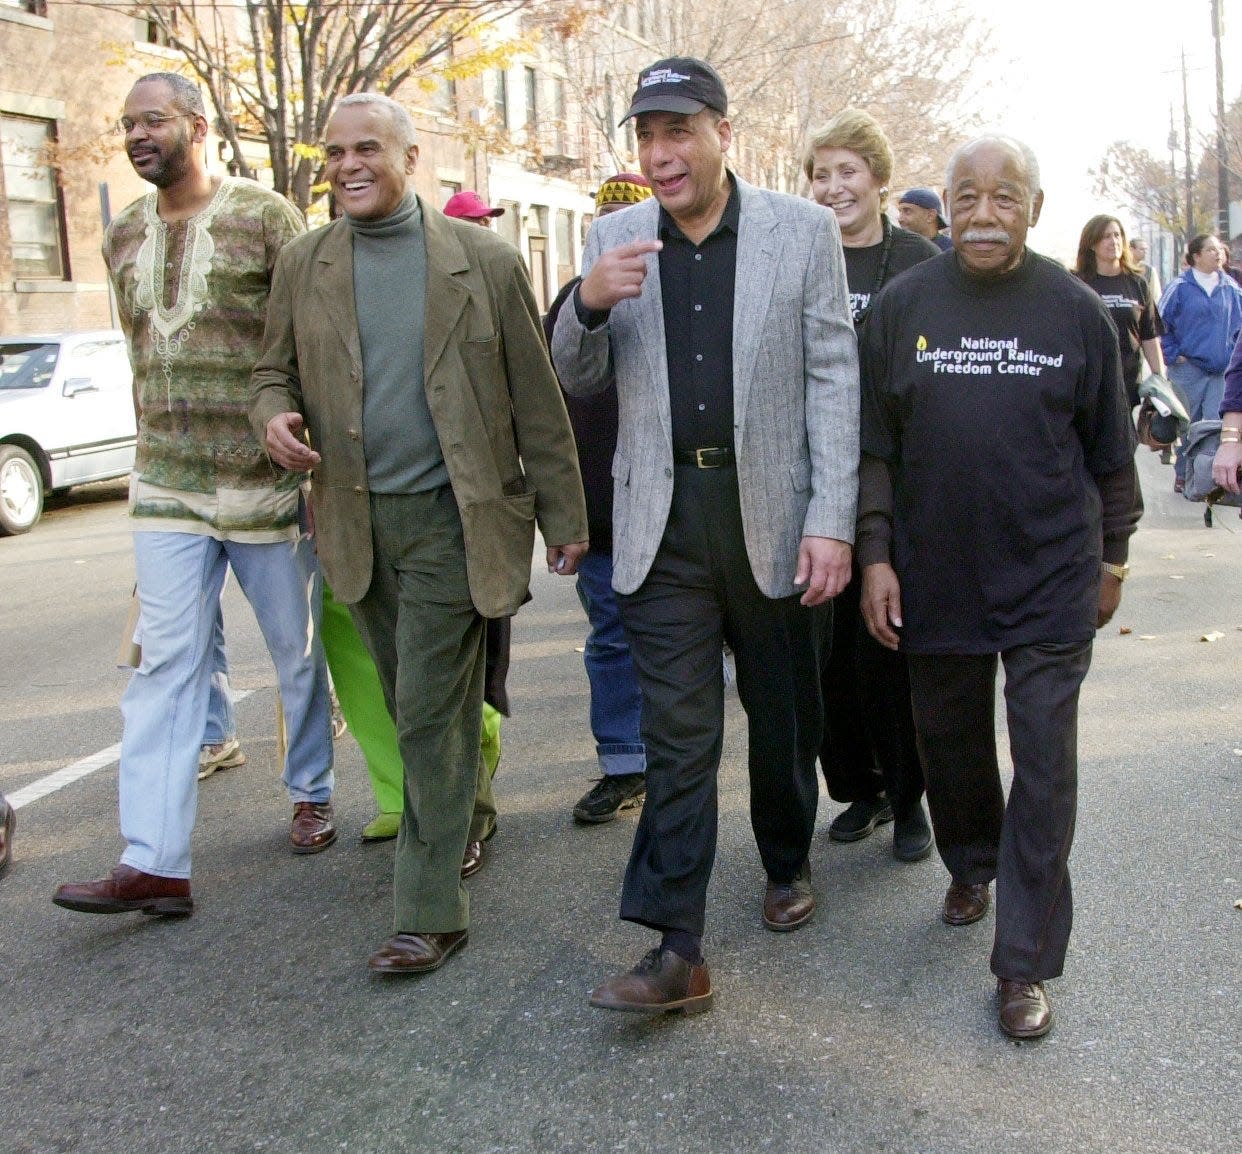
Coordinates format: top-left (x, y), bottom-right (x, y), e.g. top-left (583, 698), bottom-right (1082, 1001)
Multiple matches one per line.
top-left (52, 73), bottom-right (336, 920)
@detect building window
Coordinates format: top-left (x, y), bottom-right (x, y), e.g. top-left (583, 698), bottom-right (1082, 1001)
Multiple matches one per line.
top-left (429, 52), bottom-right (456, 116)
top-left (493, 69), bottom-right (509, 129)
top-left (524, 67), bottom-right (538, 129)
top-left (1, 115), bottom-right (67, 280)
top-left (137, 11), bottom-right (176, 45)
top-left (496, 200), bottom-right (521, 248)
top-left (2, 1), bottom-right (48, 14)
top-left (438, 181), bottom-right (461, 209)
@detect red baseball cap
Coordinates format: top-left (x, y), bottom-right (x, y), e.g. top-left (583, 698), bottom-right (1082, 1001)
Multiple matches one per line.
top-left (443, 190), bottom-right (504, 220)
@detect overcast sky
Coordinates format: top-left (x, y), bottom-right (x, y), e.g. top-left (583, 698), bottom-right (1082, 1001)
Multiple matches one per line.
top-left (938, 0), bottom-right (1238, 262)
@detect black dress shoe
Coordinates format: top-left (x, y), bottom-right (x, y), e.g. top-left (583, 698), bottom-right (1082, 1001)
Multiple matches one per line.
top-left (942, 880), bottom-right (991, 925)
top-left (589, 948), bottom-right (713, 1015)
top-left (52, 864), bottom-right (193, 916)
top-left (997, 979), bottom-right (1053, 1039)
top-left (762, 862), bottom-right (815, 931)
top-left (368, 930), bottom-right (468, 974)
top-left (0, 794), bottom-right (13, 879)
top-left (828, 795), bottom-right (894, 842)
top-left (892, 803), bottom-right (934, 862)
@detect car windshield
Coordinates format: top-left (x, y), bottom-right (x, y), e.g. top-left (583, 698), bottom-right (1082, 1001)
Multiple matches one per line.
top-left (0, 342), bottom-right (60, 390)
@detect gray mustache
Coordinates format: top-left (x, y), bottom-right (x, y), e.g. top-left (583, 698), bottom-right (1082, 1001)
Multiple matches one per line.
top-left (960, 229), bottom-right (1011, 244)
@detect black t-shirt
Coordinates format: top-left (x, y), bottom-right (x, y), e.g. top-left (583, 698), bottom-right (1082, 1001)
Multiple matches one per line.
top-left (1079, 270), bottom-right (1163, 399)
top-left (844, 225), bottom-right (941, 325)
top-left (860, 250), bottom-right (1136, 654)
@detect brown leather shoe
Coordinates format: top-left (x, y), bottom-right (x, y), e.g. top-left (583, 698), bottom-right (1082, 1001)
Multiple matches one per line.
top-left (942, 880), bottom-right (991, 926)
top-left (290, 801), bottom-right (336, 854)
top-left (589, 948), bottom-right (713, 1015)
top-left (461, 840), bottom-right (484, 879)
top-left (52, 864), bottom-right (193, 916)
top-left (0, 795), bottom-right (13, 879)
top-left (762, 861), bottom-right (814, 932)
top-left (368, 930), bottom-right (468, 974)
top-left (997, 978), bottom-right (1053, 1039)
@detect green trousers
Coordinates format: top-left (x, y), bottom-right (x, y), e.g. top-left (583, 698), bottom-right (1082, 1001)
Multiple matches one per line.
top-left (335, 488), bottom-right (498, 932)
top-left (321, 582), bottom-right (500, 819)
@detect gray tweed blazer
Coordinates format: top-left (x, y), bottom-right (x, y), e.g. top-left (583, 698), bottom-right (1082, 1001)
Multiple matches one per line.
top-left (551, 175), bottom-right (858, 597)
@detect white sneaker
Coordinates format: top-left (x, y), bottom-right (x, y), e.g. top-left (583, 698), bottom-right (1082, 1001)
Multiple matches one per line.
top-left (198, 738), bottom-right (247, 782)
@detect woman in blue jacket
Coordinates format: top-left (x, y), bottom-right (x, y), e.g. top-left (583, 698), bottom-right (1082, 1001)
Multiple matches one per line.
top-left (1159, 233), bottom-right (1242, 491)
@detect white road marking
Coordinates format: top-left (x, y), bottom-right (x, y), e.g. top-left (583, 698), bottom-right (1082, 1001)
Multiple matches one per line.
top-left (7, 689), bottom-right (254, 810)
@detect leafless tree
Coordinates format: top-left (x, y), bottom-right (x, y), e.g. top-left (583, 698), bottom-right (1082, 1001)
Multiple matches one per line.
top-left (535, 0), bottom-right (990, 194)
top-left (1096, 88), bottom-right (1242, 248)
top-left (122, 1), bottom-right (539, 210)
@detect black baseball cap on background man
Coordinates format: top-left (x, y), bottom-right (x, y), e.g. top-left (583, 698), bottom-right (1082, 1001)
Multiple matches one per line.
top-left (619, 57), bottom-right (728, 125)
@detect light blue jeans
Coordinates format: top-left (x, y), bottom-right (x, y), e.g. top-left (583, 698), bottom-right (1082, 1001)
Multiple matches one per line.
top-left (1170, 360), bottom-right (1226, 483)
top-left (204, 604), bottom-right (234, 745)
top-left (119, 530), bottom-right (333, 878)
top-left (575, 550), bottom-right (645, 776)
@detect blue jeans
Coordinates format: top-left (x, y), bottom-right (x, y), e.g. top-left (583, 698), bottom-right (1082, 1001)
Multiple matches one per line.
top-left (204, 602), bottom-right (234, 745)
top-left (1170, 360), bottom-right (1226, 482)
top-left (119, 530), bottom-right (333, 878)
top-left (575, 550), bottom-right (645, 776)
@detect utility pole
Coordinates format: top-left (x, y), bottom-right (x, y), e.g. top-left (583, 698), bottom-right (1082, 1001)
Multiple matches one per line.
top-left (1169, 104), bottom-right (1181, 248)
top-left (1211, 0), bottom-right (1230, 238)
top-left (1183, 48), bottom-right (1197, 238)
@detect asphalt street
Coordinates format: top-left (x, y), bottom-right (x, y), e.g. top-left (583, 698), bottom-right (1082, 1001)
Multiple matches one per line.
top-left (0, 449), bottom-right (1237, 1154)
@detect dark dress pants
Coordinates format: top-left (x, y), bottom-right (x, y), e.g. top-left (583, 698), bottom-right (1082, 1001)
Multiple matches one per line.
top-left (820, 570), bottom-right (925, 814)
top-left (616, 464), bottom-right (823, 938)
top-left (906, 640), bottom-right (1092, 982)
top-left (347, 487), bottom-right (488, 935)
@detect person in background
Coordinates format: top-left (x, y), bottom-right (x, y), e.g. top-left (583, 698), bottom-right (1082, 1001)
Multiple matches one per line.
top-left (543, 173), bottom-right (653, 824)
top-left (443, 190), bottom-right (505, 227)
top-left (804, 108), bottom-right (936, 863)
top-left (198, 607), bottom-right (247, 781)
top-left (1074, 214), bottom-right (1165, 408)
top-left (897, 187), bottom-right (953, 252)
top-left (1128, 236), bottom-right (1161, 299)
top-left (1222, 242), bottom-right (1242, 288)
top-left (1158, 234), bottom-right (1242, 493)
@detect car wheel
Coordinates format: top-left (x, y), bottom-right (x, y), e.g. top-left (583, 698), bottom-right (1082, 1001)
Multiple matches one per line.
top-left (0, 444), bottom-right (44, 535)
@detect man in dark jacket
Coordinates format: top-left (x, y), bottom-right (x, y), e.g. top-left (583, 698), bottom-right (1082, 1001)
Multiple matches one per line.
top-left (544, 173), bottom-right (653, 824)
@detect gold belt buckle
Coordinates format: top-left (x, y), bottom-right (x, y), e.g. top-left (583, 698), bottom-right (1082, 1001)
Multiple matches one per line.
top-left (695, 448), bottom-right (718, 468)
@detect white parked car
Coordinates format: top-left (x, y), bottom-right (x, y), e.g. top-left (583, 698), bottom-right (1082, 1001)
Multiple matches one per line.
top-left (0, 331), bottom-right (136, 535)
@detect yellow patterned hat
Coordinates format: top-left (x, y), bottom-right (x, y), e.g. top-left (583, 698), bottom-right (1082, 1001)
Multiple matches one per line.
top-left (594, 173), bottom-right (652, 212)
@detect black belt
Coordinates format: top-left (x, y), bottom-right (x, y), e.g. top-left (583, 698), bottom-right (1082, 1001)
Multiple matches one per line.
top-left (673, 446), bottom-right (735, 469)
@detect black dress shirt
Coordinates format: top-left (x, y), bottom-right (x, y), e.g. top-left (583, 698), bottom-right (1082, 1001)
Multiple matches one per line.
top-left (659, 179), bottom-right (740, 452)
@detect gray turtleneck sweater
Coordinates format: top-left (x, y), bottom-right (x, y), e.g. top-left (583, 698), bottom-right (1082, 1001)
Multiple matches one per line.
top-left (349, 192), bottom-right (447, 494)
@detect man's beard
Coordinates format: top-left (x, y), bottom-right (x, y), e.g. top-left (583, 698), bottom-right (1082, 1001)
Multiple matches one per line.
top-left (128, 130), bottom-right (192, 189)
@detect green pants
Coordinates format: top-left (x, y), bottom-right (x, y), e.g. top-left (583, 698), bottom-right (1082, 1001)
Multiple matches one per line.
top-left (326, 488), bottom-right (497, 931)
top-left (321, 582), bottom-right (500, 820)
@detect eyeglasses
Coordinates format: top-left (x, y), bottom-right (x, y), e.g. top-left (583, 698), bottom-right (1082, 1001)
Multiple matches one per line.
top-left (113, 112), bottom-right (192, 136)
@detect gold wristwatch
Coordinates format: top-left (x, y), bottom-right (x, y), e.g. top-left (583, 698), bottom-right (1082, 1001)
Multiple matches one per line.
top-left (1100, 562), bottom-right (1129, 582)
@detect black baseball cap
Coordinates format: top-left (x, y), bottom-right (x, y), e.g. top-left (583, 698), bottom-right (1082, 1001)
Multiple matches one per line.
top-left (619, 57), bottom-right (728, 125)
